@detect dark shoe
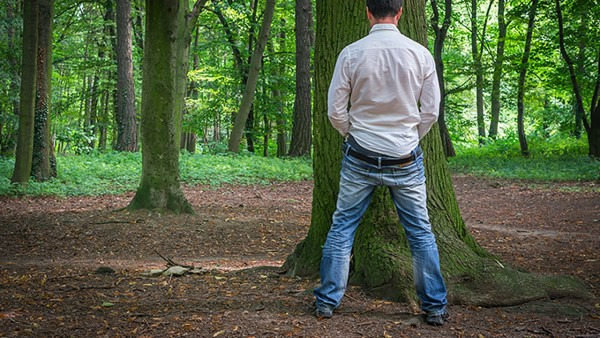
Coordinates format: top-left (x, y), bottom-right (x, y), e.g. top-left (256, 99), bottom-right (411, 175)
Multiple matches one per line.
top-left (314, 307), bottom-right (333, 319)
top-left (425, 311), bottom-right (449, 326)
top-left (313, 302), bottom-right (334, 319)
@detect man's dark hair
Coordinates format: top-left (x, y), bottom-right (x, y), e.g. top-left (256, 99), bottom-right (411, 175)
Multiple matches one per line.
top-left (366, 0), bottom-right (403, 19)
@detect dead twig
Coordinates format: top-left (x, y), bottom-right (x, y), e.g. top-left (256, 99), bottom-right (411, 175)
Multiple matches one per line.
top-left (91, 219), bottom-right (144, 225)
top-left (154, 249), bottom-right (196, 269)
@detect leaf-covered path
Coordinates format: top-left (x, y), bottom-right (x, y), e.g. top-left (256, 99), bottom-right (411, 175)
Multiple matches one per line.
top-left (0, 176), bottom-right (599, 337)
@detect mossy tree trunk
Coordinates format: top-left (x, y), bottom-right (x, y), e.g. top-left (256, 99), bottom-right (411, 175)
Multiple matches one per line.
top-left (127, 0), bottom-right (194, 214)
top-left (32, 0), bottom-right (56, 181)
top-left (284, 0), bottom-right (586, 307)
top-left (12, 0), bottom-right (38, 184)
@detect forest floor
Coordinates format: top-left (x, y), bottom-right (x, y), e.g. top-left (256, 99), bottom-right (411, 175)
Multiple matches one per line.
top-left (0, 175), bottom-right (599, 337)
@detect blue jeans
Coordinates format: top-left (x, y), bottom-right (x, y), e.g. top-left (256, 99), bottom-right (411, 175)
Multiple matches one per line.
top-left (314, 143), bottom-right (447, 315)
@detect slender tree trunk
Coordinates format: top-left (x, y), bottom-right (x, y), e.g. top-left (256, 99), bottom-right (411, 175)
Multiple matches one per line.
top-left (589, 51), bottom-right (600, 158)
top-left (431, 0), bottom-right (454, 157)
top-left (4, 1), bottom-right (21, 155)
top-left (228, 0), bottom-right (277, 153)
top-left (245, 0), bottom-right (260, 153)
top-left (127, 0), bottom-right (194, 214)
top-left (12, 0), bottom-right (39, 184)
top-left (31, 0), bottom-right (55, 181)
top-left (114, 0), bottom-right (139, 152)
top-left (283, 0), bottom-right (585, 306)
top-left (272, 21), bottom-right (287, 157)
top-left (471, 0), bottom-right (491, 143)
top-left (488, 0), bottom-right (506, 139)
top-left (516, 0), bottom-right (538, 157)
top-left (288, 0), bottom-right (313, 157)
top-left (555, 0), bottom-right (598, 157)
top-left (98, 90), bottom-right (109, 150)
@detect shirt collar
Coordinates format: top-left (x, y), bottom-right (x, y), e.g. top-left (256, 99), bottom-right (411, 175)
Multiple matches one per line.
top-left (369, 23), bottom-right (400, 34)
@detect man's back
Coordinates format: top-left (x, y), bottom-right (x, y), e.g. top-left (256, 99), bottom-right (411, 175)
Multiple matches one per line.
top-left (328, 24), bottom-right (439, 158)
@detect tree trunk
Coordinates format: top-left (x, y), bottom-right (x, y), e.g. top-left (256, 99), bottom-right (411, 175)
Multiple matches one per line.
top-left (431, 0), bottom-right (455, 158)
top-left (3, 1), bottom-right (20, 155)
top-left (471, 0), bottom-right (490, 143)
top-left (98, 90), bottom-right (109, 150)
top-left (589, 50), bottom-right (600, 158)
top-left (283, 0), bottom-right (586, 307)
top-left (114, 0), bottom-right (139, 152)
top-left (127, 0), bottom-right (194, 214)
top-left (516, 0), bottom-right (538, 158)
top-left (12, 0), bottom-right (39, 184)
top-left (31, 0), bottom-right (55, 181)
top-left (488, 0), bottom-right (506, 139)
top-left (555, 0), bottom-right (598, 157)
top-left (244, 0), bottom-right (260, 153)
top-left (272, 21), bottom-right (287, 157)
top-left (228, 0), bottom-right (277, 153)
top-left (288, 0), bottom-right (313, 157)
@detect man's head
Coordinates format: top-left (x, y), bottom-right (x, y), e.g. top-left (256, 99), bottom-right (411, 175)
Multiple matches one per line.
top-left (366, 0), bottom-right (403, 20)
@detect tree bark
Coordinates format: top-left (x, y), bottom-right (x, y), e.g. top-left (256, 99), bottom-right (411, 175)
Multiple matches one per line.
top-left (488, 0), bottom-right (506, 139)
top-left (516, 0), bottom-right (538, 158)
top-left (288, 0), bottom-right (313, 157)
top-left (555, 0), bottom-right (598, 157)
top-left (471, 0), bottom-right (493, 143)
top-left (114, 0), bottom-right (139, 152)
top-left (430, 0), bottom-right (455, 157)
top-left (274, 20), bottom-right (287, 158)
top-left (12, 0), bottom-right (39, 184)
top-left (283, 0), bottom-right (586, 306)
top-left (31, 0), bottom-right (56, 181)
top-left (228, 0), bottom-right (277, 153)
top-left (127, 0), bottom-right (194, 214)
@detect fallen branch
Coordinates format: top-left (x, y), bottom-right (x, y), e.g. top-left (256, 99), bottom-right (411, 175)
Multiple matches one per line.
top-left (154, 249), bottom-right (196, 269)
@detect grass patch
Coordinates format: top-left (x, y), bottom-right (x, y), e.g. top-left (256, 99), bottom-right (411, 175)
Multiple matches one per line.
top-left (449, 136), bottom-right (600, 182)
top-left (0, 151), bottom-right (312, 197)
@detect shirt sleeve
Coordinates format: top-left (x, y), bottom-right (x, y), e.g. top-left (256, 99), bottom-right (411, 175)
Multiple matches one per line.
top-left (328, 48), bottom-right (352, 137)
top-left (417, 52), bottom-right (440, 140)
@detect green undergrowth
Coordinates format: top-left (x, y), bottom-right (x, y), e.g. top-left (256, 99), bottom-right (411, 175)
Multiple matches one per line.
top-left (449, 136), bottom-right (600, 182)
top-left (0, 151), bottom-right (312, 197)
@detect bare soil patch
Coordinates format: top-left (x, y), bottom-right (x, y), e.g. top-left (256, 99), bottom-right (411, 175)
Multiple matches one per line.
top-left (1, 175), bottom-right (599, 337)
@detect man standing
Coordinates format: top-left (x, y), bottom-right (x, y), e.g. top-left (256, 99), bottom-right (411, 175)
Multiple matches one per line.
top-left (313, 0), bottom-right (449, 326)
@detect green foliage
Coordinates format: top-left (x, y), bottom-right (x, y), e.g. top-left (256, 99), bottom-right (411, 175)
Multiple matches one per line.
top-left (449, 136), bottom-right (600, 181)
top-left (0, 151), bottom-right (312, 197)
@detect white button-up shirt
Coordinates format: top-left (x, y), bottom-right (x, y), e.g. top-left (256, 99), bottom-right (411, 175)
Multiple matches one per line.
top-left (328, 24), bottom-right (440, 158)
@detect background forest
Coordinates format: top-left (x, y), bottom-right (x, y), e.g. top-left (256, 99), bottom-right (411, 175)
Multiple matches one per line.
top-left (0, 0), bottom-right (598, 194)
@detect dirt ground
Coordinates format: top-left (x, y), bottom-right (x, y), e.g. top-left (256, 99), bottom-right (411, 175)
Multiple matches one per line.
top-left (0, 175), bottom-right (599, 337)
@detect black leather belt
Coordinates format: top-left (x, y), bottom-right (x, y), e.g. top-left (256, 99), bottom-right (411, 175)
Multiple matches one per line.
top-left (346, 147), bottom-right (416, 166)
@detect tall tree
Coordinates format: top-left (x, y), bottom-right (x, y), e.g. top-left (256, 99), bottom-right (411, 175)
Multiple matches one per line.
top-left (127, 0), bottom-right (200, 214)
top-left (430, 0), bottom-right (454, 157)
top-left (488, 0), bottom-right (507, 139)
top-left (471, 0), bottom-right (493, 143)
top-left (288, 0), bottom-right (313, 157)
top-left (114, 0), bottom-right (139, 152)
top-left (516, 0), bottom-right (539, 157)
top-left (283, 0), bottom-right (583, 306)
top-left (555, 0), bottom-right (600, 158)
top-left (228, 0), bottom-right (277, 153)
top-left (12, 0), bottom-right (39, 184)
top-left (31, 0), bottom-right (56, 181)
top-left (274, 20), bottom-right (287, 158)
